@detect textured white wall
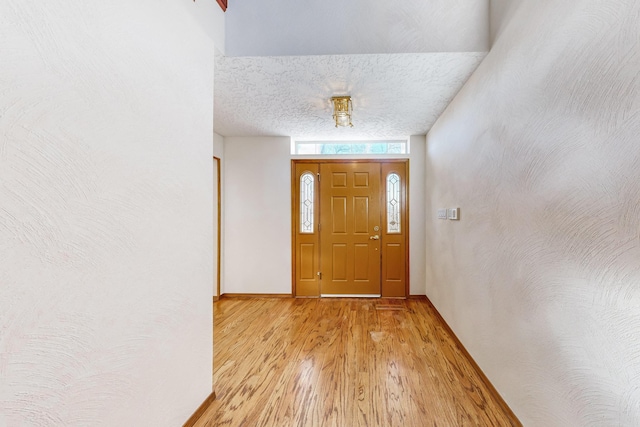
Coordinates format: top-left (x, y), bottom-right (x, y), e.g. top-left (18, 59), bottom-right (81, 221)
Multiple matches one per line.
top-left (225, 0), bottom-right (489, 56)
top-left (426, 0), bottom-right (640, 425)
top-left (0, 1), bottom-right (216, 425)
top-left (223, 136), bottom-right (427, 296)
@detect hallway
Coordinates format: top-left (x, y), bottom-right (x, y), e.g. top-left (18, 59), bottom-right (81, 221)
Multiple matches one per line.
top-left (195, 298), bottom-right (520, 426)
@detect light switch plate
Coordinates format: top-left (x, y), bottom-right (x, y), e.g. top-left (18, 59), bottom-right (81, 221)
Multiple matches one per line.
top-left (448, 208), bottom-right (460, 220)
top-left (437, 209), bottom-right (448, 219)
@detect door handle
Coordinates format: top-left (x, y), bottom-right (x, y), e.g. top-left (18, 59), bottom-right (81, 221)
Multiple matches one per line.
top-left (369, 235), bottom-right (380, 240)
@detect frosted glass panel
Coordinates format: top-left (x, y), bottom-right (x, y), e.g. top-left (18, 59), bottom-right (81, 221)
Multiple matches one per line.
top-left (300, 172), bottom-right (315, 233)
top-left (387, 173), bottom-right (400, 233)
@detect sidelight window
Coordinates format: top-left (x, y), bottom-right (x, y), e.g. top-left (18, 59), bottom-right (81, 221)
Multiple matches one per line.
top-left (300, 172), bottom-right (315, 233)
top-left (386, 173), bottom-right (401, 233)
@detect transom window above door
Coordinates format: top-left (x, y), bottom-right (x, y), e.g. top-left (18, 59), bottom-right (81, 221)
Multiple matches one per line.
top-left (292, 140), bottom-right (409, 155)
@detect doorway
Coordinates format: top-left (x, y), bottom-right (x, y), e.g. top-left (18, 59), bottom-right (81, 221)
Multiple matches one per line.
top-left (292, 160), bottom-right (409, 297)
top-left (214, 156), bottom-right (221, 299)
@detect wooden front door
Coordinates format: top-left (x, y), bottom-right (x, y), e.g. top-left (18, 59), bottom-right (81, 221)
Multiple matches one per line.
top-left (292, 160), bottom-right (408, 297)
top-left (319, 163), bottom-right (381, 296)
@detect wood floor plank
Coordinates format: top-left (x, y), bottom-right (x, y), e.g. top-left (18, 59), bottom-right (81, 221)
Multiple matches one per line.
top-left (252, 300), bottom-right (326, 427)
top-left (194, 298), bottom-right (521, 427)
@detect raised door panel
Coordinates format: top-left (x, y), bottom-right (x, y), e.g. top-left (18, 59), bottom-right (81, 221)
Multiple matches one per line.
top-left (331, 244), bottom-right (348, 281)
top-left (331, 197), bottom-right (348, 234)
top-left (299, 243), bottom-right (317, 280)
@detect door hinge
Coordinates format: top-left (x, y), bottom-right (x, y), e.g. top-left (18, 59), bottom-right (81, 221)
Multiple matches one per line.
top-left (318, 222), bottom-right (321, 232)
top-left (317, 272), bottom-right (322, 280)
top-left (317, 172), bottom-right (320, 182)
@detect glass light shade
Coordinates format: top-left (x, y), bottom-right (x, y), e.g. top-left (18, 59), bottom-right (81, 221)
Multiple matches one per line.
top-left (336, 114), bottom-right (350, 127)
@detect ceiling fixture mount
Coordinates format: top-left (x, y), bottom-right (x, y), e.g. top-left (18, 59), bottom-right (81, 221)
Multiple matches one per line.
top-left (331, 96), bottom-right (353, 128)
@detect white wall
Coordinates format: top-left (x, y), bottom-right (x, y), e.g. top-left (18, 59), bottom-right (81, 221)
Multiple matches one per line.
top-left (489, 0), bottom-right (522, 44)
top-left (225, 0), bottom-right (489, 56)
top-left (223, 136), bottom-right (427, 295)
top-left (408, 136), bottom-right (427, 296)
top-left (214, 133), bottom-right (225, 159)
top-left (0, 1), bottom-right (217, 425)
top-left (223, 137), bottom-right (292, 294)
top-left (186, 0), bottom-right (226, 54)
top-left (425, 0), bottom-right (640, 425)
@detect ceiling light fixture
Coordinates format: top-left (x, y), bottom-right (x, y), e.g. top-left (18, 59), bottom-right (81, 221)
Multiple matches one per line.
top-left (331, 96), bottom-right (353, 128)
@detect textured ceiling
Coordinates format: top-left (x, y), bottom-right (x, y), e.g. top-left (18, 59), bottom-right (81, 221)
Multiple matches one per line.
top-left (214, 53), bottom-right (486, 140)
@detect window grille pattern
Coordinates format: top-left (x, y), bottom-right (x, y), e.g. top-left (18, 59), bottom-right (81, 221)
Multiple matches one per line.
top-left (387, 173), bottom-right (401, 233)
top-left (300, 172), bottom-right (315, 233)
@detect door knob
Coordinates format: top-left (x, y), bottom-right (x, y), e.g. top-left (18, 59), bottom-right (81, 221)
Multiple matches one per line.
top-left (369, 235), bottom-right (380, 240)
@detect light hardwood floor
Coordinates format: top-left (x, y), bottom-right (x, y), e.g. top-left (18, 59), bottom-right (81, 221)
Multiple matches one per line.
top-left (194, 298), bottom-right (520, 427)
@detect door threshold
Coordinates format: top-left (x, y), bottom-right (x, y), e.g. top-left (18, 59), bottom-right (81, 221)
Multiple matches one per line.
top-left (321, 294), bottom-right (381, 298)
